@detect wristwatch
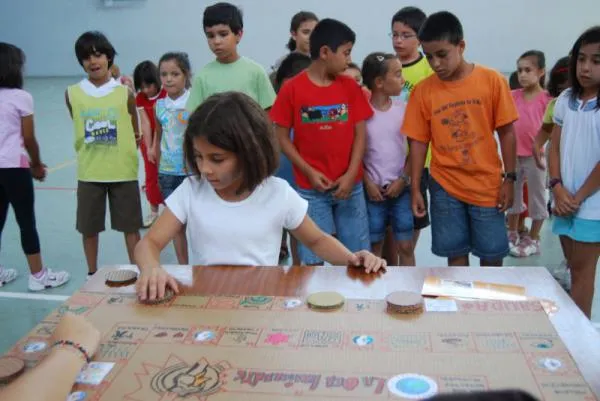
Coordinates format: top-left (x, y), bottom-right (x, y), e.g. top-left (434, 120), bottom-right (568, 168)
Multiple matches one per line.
top-left (549, 178), bottom-right (563, 189)
top-left (503, 172), bottom-right (517, 182)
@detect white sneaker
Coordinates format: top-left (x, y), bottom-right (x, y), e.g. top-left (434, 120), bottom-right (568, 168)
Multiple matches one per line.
top-left (0, 266), bottom-right (18, 287)
top-left (28, 268), bottom-right (70, 291)
top-left (143, 212), bottom-right (158, 228)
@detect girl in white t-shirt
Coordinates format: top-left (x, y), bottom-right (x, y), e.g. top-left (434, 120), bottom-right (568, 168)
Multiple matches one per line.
top-left (548, 26), bottom-right (600, 318)
top-left (135, 92), bottom-right (386, 301)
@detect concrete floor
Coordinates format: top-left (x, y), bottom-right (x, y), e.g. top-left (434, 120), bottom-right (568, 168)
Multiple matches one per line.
top-left (0, 77), bottom-right (598, 355)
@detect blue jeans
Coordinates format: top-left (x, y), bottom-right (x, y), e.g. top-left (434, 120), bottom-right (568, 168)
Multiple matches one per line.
top-left (366, 189), bottom-right (414, 243)
top-left (158, 174), bottom-right (186, 200)
top-left (296, 183), bottom-right (370, 265)
top-left (429, 177), bottom-right (508, 261)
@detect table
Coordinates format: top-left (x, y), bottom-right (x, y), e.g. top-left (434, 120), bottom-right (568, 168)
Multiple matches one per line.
top-left (80, 264), bottom-right (600, 397)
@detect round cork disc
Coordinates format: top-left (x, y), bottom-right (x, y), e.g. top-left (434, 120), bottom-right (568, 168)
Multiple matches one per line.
top-left (105, 270), bottom-right (138, 286)
top-left (307, 291), bottom-right (345, 310)
top-left (386, 291), bottom-right (424, 308)
top-left (0, 356), bottom-right (25, 384)
top-left (140, 288), bottom-right (175, 305)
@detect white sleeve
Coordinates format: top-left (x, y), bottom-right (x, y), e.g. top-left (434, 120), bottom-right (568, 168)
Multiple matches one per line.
top-left (165, 178), bottom-right (191, 224)
top-left (553, 90), bottom-right (569, 126)
top-left (282, 182), bottom-right (308, 230)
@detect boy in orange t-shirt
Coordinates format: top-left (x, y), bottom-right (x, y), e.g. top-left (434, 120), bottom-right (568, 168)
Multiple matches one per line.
top-left (402, 11), bottom-right (518, 267)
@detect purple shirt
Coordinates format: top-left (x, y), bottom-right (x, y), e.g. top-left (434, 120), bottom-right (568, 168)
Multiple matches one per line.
top-left (0, 88), bottom-right (33, 168)
top-left (364, 100), bottom-right (408, 187)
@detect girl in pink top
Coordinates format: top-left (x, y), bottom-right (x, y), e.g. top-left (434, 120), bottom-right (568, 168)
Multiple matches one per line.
top-left (0, 43), bottom-right (70, 290)
top-left (507, 50), bottom-right (552, 257)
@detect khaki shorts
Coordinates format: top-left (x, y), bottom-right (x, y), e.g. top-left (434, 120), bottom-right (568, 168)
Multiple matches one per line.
top-left (76, 181), bottom-right (142, 235)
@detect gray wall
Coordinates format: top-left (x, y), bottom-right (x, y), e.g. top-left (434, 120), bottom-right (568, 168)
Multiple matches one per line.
top-left (2, 0), bottom-right (599, 77)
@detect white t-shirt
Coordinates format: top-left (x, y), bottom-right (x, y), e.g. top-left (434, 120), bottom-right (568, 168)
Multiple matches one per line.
top-left (553, 89), bottom-right (600, 220)
top-left (166, 176), bottom-right (308, 265)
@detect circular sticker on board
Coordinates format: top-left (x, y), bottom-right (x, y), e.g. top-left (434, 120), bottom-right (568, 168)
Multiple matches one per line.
top-left (22, 342), bottom-right (47, 353)
top-left (352, 335), bottom-right (374, 346)
top-left (538, 357), bottom-right (562, 372)
top-left (283, 299), bottom-right (303, 309)
top-left (387, 374), bottom-right (438, 399)
top-left (194, 331), bottom-right (216, 342)
top-left (67, 391), bottom-right (87, 401)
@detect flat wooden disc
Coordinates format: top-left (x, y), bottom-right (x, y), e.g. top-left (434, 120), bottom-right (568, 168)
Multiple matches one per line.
top-left (0, 356), bottom-right (25, 383)
top-left (386, 291), bottom-right (424, 308)
top-left (307, 291), bottom-right (345, 310)
top-left (140, 288), bottom-right (175, 305)
top-left (105, 270), bottom-right (138, 285)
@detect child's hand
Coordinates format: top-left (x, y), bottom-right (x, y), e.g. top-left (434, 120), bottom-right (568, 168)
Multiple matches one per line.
top-left (365, 179), bottom-right (384, 202)
top-left (30, 163), bottom-right (47, 182)
top-left (497, 180), bottom-right (514, 212)
top-left (348, 250), bottom-right (387, 273)
top-left (136, 266), bottom-right (179, 302)
top-left (411, 191), bottom-right (426, 218)
top-left (553, 185), bottom-right (579, 216)
top-left (308, 169), bottom-right (333, 192)
top-left (333, 173), bottom-right (354, 200)
top-left (384, 178), bottom-right (406, 199)
top-left (51, 313), bottom-right (101, 358)
top-left (533, 146), bottom-right (546, 170)
top-left (149, 145), bottom-right (160, 165)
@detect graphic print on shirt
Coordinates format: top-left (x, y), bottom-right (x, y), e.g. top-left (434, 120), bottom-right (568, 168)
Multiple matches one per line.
top-left (300, 104), bottom-right (348, 124)
top-left (157, 101), bottom-right (190, 175)
top-left (82, 107), bottom-right (119, 145)
top-left (437, 99), bottom-right (484, 166)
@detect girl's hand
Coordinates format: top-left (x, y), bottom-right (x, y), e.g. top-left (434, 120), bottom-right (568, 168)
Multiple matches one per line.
top-left (553, 185), bottom-right (579, 216)
top-left (384, 178), bottom-right (406, 199)
top-left (333, 173), bottom-right (354, 200)
top-left (348, 250), bottom-right (387, 274)
top-left (497, 180), bottom-right (514, 212)
top-left (30, 163), bottom-right (47, 181)
top-left (365, 179), bottom-right (384, 202)
top-left (51, 313), bottom-right (101, 358)
top-left (411, 190), bottom-right (426, 218)
top-left (533, 146), bottom-right (546, 170)
top-left (149, 145), bottom-right (159, 165)
top-left (136, 266), bottom-right (179, 302)
top-left (308, 169), bottom-right (333, 192)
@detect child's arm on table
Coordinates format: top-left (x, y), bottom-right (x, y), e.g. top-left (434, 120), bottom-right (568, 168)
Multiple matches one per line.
top-left (291, 215), bottom-right (386, 273)
top-left (333, 121), bottom-right (366, 199)
top-left (496, 123), bottom-right (517, 211)
top-left (408, 139), bottom-right (427, 217)
top-left (134, 209), bottom-right (182, 300)
top-left (275, 124), bottom-right (332, 191)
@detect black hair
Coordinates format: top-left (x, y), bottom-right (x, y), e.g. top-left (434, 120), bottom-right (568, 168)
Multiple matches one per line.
top-left (518, 50), bottom-right (546, 87)
top-left (274, 52), bottom-right (311, 92)
top-left (287, 11), bottom-right (319, 51)
top-left (361, 52), bottom-right (398, 91)
top-left (547, 56), bottom-right (570, 97)
top-left (509, 71), bottom-right (522, 90)
top-left (133, 60), bottom-right (161, 92)
top-left (346, 62), bottom-right (360, 71)
top-left (309, 18), bottom-right (356, 60)
top-left (569, 26), bottom-right (600, 108)
top-left (74, 31), bottom-right (116, 68)
top-left (184, 92), bottom-right (279, 193)
top-left (0, 42), bottom-right (25, 89)
top-left (203, 2), bottom-right (243, 35)
top-left (418, 11), bottom-right (463, 45)
top-left (159, 52), bottom-right (192, 88)
top-left (391, 6), bottom-right (427, 34)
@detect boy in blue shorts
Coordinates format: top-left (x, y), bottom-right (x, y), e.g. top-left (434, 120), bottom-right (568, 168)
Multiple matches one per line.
top-left (186, 2), bottom-right (276, 112)
top-left (270, 19), bottom-right (372, 265)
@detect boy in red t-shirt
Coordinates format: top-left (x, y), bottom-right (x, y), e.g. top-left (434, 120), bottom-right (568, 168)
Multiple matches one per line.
top-left (270, 18), bottom-right (373, 265)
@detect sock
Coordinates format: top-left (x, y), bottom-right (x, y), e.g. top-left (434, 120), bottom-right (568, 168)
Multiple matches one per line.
top-left (33, 268), bottom-right (46, 279)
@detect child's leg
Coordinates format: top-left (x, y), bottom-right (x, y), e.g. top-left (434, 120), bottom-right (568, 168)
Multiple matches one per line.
top-left (507, 158), bottom-right (526, 243)
top-left (412, 168), bottom-right (431, 252)
top-left (391, 190), bottom-right (415, 266)
top-left (428, 178), bottom-right (471, 266)
top-left (108, 181), bottom-right (143, 264)
top-left (77, 182), bottom-right (108, 274)
top-left (569, 240), bottom-right (599, 318)
top-left (366, 198), bottom-right (389, 260)
top-left (382, 227), bottom-right (398, 265)
top-left (173, 227), bottom-right (189, 265)
top-left (295, 188), bottom-right (334, 266)
top-left (469, 203), bottom-right (509, 267)
top-left (333, 184), bottom-right (371, 258)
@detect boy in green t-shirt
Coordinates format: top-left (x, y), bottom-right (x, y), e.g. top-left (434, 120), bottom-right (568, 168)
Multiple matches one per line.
top-left (186, 2), bottom-right (276, 113)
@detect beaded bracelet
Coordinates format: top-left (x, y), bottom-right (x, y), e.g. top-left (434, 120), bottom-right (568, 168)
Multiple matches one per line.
top-left (52, 340), bottom-right (91, 364)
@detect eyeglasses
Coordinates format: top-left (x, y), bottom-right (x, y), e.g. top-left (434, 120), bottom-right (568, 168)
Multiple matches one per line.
top-left (389, 32), bottom-right (417, 41)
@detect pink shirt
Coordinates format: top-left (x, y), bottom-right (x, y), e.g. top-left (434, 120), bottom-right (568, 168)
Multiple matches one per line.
top-left (364, 100), bottom-right (408, 187)
top-left (0, 88), bottom-right (33, 168)
top-left (512, 89), bottom-right (551, 156)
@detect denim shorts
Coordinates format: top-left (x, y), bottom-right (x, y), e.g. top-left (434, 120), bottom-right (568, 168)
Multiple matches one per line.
top-left (158, 174), bottom-right (187, 200)
top-left (553, 216), bottom-right (600, 243)
top-left (366, 189), bottom-right (414, 243)
top-left (296, 183), bottom-right (370, 265)
top-left (429, 177), bottom-right (509, 261)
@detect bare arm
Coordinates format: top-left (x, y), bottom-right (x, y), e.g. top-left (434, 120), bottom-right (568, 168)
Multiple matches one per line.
top-left (21, 115), bottom-right (42, 167)
top-left (135, 208), bottom-right (184, 272)
top-left (548, 125), bottom-right (562, 180)
top-left (138, 108), bottom-right (152, 149)
top-left (345, 121), bottom-right (367, 179)
top-left (496, 123), bottom-right (517, 173)
top-left (408, 139), bottom-right (427, 193)
top-left (127, 91), bottom-right (139, 141)
top-left (575, 163), bottom-right (600, 203)
top-left (64, 90), bottom-right (73, 119)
